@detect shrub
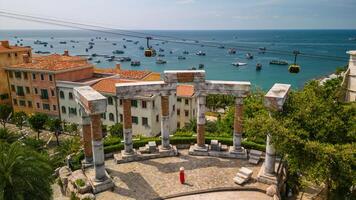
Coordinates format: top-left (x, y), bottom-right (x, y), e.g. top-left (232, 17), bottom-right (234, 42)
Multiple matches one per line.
top-left (108, 123), bottom-right (123, 138)
top-left (173, 130), bottom-right (194, 137)
top-left (75, 179), bottom-right (85, 187)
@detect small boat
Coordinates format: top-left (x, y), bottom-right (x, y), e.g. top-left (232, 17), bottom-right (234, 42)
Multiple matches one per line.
top-left (348, 37), bottom-right (356, 41)
top-left (246, 53), bottom-right (254, 59)
top-left (218, 45), bottom-right (225, 49)
top-left (178, 56), bottom-right (186, 60)
top-left (112, 43), bottom-right (117, 46)
top-left (88, 45), bottom-right (93, 49)
top-left (118, 57), bottom-right (131, 62)
top-left (191, 67), bottom-right (197, 70)
top-left (88, 42), bottom-right (95, 45)
top-left (85, 48), bottom-right (88, 52)
top-left (72, 46), bottom-right (75, 48)
top-left (259, 47), bottom-right (267, 54)
top-left (156, 58), bottom-right (167, 64)
top-left (256, 63), bottom-right (262, 71)
top-left (59, 41), bottom-right (67, 44)
top-left (139, 46), bottom-right (144, 50)
top-left (198, 64), bottom-right (204, 69)
top-left (228, 48), bottom-right (236, 54)
top-left (88, 57), bottom-right (93, 61)
top-left (123, 45), bottom-right (127, 49)
top-left (159, 48), bottom-right (164, 52)
top-left (183, 51), bottom-right (189, 54)
top-left (112, 50), bottom-right (124, 54)
top-left (131, 61), bottom-right (141, 66)
top-left (126, 39), bottom-right (133, 42)
top-left (169, 51), bottom-right (173, 54)
top-left (50, 37), bottom-right (54, 39)
top-left (232, 62), bottom-right (247, 66)
top-left (91, 38), bottom-right (94, 41)
top-left (269, 60), bottom-right (288, 65)
top-left (50, 45), bottom-right (53, 48)
top-left (91, 53), bottom-right (98, 57)
top-left (107, 58), bottom-right (115, 62)
top-left (70, 40), bottom-right (79, 43)
top-left (158, 54), bottom-right (165, 57)
top-left (34, 51), bottom-right (50, 54)
top-left (94, 60), bottom-right (101, 64)
top-left (134, 41), bottom-right (139, 44)
top-left (196, 51), bottom-right (206, 56)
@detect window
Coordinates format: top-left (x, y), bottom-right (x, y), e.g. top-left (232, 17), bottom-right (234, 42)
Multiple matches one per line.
top-left (16, 86), bottom-right (24, 96)
top-left (49, 75), bottom-right (53, 81)
top-left (193, 109), bottom-right (195, 116)
top-left (19, 100), bottom-right (26, 107)
top-left (109, 113), bottom-right (115, 121)
top-left (61, 106), bottom-right (66, 113)
top-left (69, 107), bottom-right (77, 115)
top-left (142, 117), bottom-right (148, 126)
top-left (0, 94), bottom-right (9, 100)
top-left (36, 103), bottom-right (40, 108)
top-left (173, 104), bottom-right (175, 112)
top-left (177, 109), bottom-right (180, 116)
top-left (156, 115), bottom-right (159, 122)
top-left (69, 92), bottom-right (73, 100)
top-left (28, 101), bottom-right (32, 108)
top-left (152, 100), bottom-right (155, 108)
top-left (177, 98), bottom-right (181, 102)
top-left (185, 110), bottom-right (189, 117)
top-left (53, 105), bottom-right (56, 111)
top-left (25, 87), bottom-right (30, 94)
top-left (43, 103), bottom-right (50, 110)
top-left (185, 99), bottom-right (189, 105)
top-left (11, 85), bottom-right (15, 92)
top-left (108, 97), bottom-right (114, 105)
top-left (14, 71), bottom-right (21, 79)
top-left (177, 122), bottom-right (180, 128)
top-left (40, 89), bottom-right (49, 99)
top-left (7, 53), bottom-right (11, 58)
top-left (132, 116), bottom-right (138, 124)
top-left (23, 72), bottom-right (28, 79)
top-left (131, 100), bottom-right (138, 107)
top-left (142, 100), bottom-right (147, 108)
top-left (101, 113), bottom-right (106, 119)
top-left (8, 71), bottom-right (13, 78)
top-left (32, 73), bottom-right (36, 80)
top-left (59, 91), bottom-right (65, 99)
top-left (40, 74), bottom-right (44, 80)
top-left (34, 88), bottom-right (38, 94)
top-left (120, 114), bottom-right (123, 122)
top-left (13, 99), bottom-right (17, 105)
top-left (14, 53), bottom-right (18, 57)
top-left (51, 89), bottom-right (55, 97)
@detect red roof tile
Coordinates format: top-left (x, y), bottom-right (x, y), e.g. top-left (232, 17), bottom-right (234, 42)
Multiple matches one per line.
top-left (91, 78), bottom-right (136, 94)
top-left (94, 68), bottom-right (153, 80)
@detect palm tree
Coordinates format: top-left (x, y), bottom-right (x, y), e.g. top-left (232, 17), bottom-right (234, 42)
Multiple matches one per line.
top-left (0, 142), bottom-right (53, 200)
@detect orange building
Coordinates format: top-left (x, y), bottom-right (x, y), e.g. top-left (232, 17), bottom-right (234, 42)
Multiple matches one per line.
top-left (5, 51), bottom-right (94, 117)
top-left (0, 40), bottom-right (32, 105)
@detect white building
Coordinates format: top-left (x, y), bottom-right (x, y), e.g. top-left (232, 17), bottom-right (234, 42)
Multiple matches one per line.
top-left (176, 85), bottom-right (197, 129)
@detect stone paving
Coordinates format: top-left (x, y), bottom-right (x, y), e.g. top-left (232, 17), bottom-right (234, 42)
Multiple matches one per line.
top-left (90, 149), bottom-right (270, 200)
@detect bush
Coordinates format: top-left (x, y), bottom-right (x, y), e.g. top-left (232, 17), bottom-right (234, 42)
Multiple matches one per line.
top-left (22, 137), bottom-right (46, 151)
top-left (104, 135), bottom-right (122, 146)
top-left (75, 179), bottom-right (85, 187)
top-left (174, 130), bottom-right (194, 137)
top-left (108, 123), bottom-right (123, 138)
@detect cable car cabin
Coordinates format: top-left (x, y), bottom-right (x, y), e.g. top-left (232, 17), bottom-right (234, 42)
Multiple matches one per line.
top-left (145, 48), bottom-right (156, 57)
top-left (288, 64), bottom-right (300, 73)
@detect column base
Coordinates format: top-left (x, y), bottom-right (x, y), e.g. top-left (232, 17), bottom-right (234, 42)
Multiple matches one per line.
top-left (228, 146), bottom-right (248, 159)
top-left (87, 170), bottom-right (114, 194)
top-left (257, 162), bottom-right (279, 185)
top-left (81, 159), bottom-right (93, 168)
top-left (114, 146), bottom-right (178, 164)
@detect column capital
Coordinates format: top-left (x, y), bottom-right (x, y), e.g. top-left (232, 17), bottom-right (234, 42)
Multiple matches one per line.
top-left (235, 97), bottom-right (244, 105)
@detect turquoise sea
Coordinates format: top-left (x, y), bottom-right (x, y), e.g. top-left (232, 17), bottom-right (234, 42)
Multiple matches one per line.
top-left (1, 29), bottom-right (356, 90)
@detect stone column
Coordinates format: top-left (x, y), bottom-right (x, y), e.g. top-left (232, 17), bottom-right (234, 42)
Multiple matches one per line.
top-left (82, 115), bottom-right (93, 163)
top-left (160, 95), bottom-right (171, 149)
top-left (196, 95), bottom-right (206, 148)
top-left (265, 132), bottom-right (276, 175)
top-left (90, 114), bottom-right (106, 181)
top-left (122, 99), bottom-right (134, 154)
top-left (233, 97), bottom-right (243, 151)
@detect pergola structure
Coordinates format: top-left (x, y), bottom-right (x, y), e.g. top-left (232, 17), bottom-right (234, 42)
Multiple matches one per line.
top-left (113, 70), bottom-right (251, 161)
top-left (74, 86), bottom-right (114, 193)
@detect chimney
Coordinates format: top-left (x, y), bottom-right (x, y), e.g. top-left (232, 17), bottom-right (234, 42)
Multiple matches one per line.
top-left (63, 50), bottom-right (69, 56)
top-left (22, 54), bottom-right (31, 63)
top-left (115, 63), bottom-right (121, 71)
top-left (1, 41), bottom-right (10, 48)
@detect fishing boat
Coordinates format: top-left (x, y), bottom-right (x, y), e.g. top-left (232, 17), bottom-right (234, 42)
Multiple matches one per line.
top-left (232, 62), bottom-right (247, 66)
top-left (156, 58), bottom-right (167, 64)
top-left (256, 63), bottom-right (262, 71)
top-left (107, 58), bottom-right (115, 62)
top-left (158, 54), bottom-right (165, 57)
top-left (246, 53), bottom-right (254, 59)
top-left (112, 50), bottom-right (124, 54)
top-left (50, 45), bottom-right (53, 48)
top-left (196, 51), bottom-right (206, 56)
top-left (118, 57), bottom-right (131, 62)
top-left (131, 61), bottom-right (141, 66)
top-left (198, 64), bottom-right (204, 69)
top-left (88, 42), bottom-right (95, 45)
top-left (112, 43), bottom-right (117, 46)
top-left (70, 40), bottom-right (79, 43)
top-left (123, 45), bottom-right (127, 49)
top-left (87, 57), bottom-right (93, 61)
top-left (134, 41), bottom-right (139, 44)
top-left (159, 48), bottom-right (165, 52)
top-left (94, 60), bottom-right (101, 64)
top-left (139, 46), bottom-right (144, 50)
top-left (183, 51), bottom-right (189, 54)
top-left (126, 39), bottom-right (133, 42)
top-left (269, 60), bottom-right (288, 65)
top-left (59, 41), bottom-right (67, 44)
top-left (178, 56), bottom-right (186, 60)
top-left (218, 45), bottom-right (225, 49)
top-left (228, 48), bottom-right (236, 54)
top-left (259, 47), bottom-right (267, 51)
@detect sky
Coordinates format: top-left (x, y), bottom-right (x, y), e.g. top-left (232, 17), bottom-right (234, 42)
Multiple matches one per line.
top-left (0, 0), bottom-right (356, 30)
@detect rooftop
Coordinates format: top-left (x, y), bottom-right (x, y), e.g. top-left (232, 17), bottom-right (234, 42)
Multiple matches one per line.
top-left (94, 67), bottom-right (160, 81)
top-left (91, 78), bottom-right (136, 94)
top-left (0, 41), bottom-right (31, 53)
top-left (8, 53), bottom-right (92, 72)
top-left (177, 84), bottom-right (195, 97)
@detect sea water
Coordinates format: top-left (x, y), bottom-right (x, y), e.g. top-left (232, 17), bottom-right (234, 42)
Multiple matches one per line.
top-left (1, 29), bottom-right (356, 90)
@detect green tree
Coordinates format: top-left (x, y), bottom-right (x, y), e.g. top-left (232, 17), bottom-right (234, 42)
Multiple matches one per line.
top-left (65, 122), bottom-right (79, 135)
top-left (0, 128), bottom-right (19, 144)
top-left (46, 118), bottom-right (63, 146)
top-left (0, 142), bottom-right (53, 200)
top-left (0, 104), bottom-right (12, 128)
top-left (28, 113), bottom-right (48, 140)
top-left (11, 111), bottom-right (27, 132)
top-left (109, 123), bottom-right (123, 138)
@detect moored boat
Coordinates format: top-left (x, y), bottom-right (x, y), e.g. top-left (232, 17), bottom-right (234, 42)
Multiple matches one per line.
top-left (269, 60), bottom-right (288, 65)
top-left (232, 62), bottom-right (247, 66)
top-left (131, 61), bottom-right (141, 66)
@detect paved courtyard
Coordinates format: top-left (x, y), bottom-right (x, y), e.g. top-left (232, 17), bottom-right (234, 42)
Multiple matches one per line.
top-left (88, 149), bottom-right (270, 200)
